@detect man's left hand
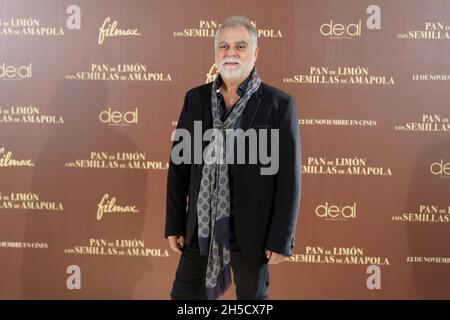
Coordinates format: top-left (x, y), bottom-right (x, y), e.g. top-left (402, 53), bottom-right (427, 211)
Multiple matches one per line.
top-left (265, 250), bottom-right (287, 264)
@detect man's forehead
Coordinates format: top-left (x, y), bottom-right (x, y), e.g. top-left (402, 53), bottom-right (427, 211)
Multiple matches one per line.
top-left (218, 39), bottom-right (250, 44)
top-left (218, 26), bottom-right (251, 42)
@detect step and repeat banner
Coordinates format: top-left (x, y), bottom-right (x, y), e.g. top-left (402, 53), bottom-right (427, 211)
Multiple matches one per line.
top-left (0, 0), bottom-right (449, 299)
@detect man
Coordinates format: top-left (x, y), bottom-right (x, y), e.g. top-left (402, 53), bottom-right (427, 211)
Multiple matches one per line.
top-left (165, 16), bottom-right (301, 300)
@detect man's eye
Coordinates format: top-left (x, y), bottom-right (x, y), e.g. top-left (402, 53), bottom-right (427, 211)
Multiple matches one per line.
top-left (220, 45), bottom-right (228, 49)
top-left (238, 45), bottom-right (247, 50)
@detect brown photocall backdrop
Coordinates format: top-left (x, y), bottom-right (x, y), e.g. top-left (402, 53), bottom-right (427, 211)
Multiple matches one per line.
top-left (0, 0), bottom-right (449, 299)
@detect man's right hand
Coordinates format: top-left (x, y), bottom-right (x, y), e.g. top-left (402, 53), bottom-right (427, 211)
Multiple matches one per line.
top-left (168, 235), bottom-right (185, 254)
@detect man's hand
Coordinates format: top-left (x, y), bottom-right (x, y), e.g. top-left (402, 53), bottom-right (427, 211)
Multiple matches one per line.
top-left (265, 250), bottom-right (286, 264)
top-left (168, 235), bottom-right (185, 254)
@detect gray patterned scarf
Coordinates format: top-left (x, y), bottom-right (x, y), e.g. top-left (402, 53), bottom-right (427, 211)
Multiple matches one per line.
top-left (196, 68), bottom-right (261, 300)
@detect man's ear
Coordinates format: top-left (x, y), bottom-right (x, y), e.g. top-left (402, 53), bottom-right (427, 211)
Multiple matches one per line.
top-left (254, 46), bottom-right (259, 60)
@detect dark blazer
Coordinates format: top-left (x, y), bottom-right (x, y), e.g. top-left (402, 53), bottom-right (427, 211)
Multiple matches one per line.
top-left (165, 82), bottom-right (301, 256)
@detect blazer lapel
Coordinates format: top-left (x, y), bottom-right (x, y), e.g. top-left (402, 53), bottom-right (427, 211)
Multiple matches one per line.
top-left (202, 84), bottom-right (213, 136)
top-left (240, 86), bottom-right (262, 131)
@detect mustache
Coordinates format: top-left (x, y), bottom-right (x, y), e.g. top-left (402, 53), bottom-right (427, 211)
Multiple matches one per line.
top-left (220, 58), bottom-right (241, 66)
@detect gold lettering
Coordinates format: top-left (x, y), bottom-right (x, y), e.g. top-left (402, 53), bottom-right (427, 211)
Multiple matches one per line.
top-left (96, 193), bottom-right (139, 220)
top-left (98, 17), bottom-right (141, 45)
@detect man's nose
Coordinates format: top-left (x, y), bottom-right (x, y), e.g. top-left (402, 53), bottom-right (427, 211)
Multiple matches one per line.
top-left (225, 47), bottom-right (238, 57)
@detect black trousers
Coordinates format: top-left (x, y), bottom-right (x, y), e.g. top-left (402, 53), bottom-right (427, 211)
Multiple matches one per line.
top-left (170, 220), bottom-right (270, 300)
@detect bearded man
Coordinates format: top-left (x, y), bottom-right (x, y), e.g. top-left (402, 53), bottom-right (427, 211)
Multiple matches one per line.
top-left (165, 15), bottom-right (301, 300)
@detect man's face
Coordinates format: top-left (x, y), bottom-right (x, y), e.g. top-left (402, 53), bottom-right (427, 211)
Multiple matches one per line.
top-left (215, 26), bottom-right (258, 80)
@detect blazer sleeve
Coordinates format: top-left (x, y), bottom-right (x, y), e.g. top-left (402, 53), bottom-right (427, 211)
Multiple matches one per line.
top-left (265, 96), bottom-right (301, 256)
top-left (164, 93), bottom-right (191, 238)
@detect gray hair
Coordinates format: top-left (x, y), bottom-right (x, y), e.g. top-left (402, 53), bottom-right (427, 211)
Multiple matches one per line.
top-left (214, 16), bottom-right (258, 50)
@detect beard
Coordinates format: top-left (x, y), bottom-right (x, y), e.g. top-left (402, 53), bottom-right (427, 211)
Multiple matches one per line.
top-left (217, 57), bottom-right (251, 80)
